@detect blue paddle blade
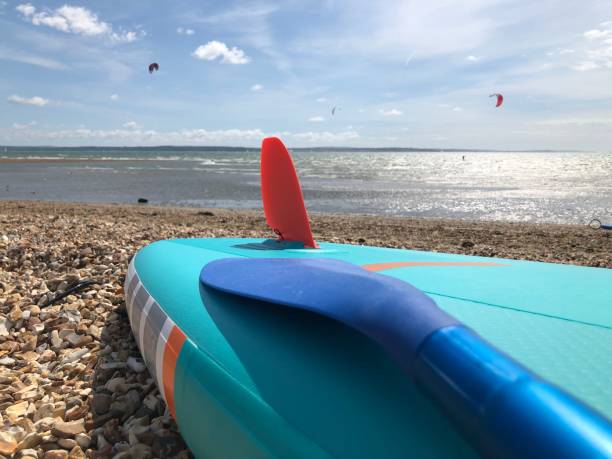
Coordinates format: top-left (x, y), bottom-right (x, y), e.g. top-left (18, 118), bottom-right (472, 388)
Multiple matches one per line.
top-left (200, 257), bottom-right (458, 374)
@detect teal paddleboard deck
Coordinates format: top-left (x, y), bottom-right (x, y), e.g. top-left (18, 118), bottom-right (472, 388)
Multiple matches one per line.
top-left (125, 237), bottom-right (612, 458)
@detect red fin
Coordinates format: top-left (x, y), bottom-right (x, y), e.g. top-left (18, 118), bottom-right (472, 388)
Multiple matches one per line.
top-left (261, 137), bottom-right (318, 248)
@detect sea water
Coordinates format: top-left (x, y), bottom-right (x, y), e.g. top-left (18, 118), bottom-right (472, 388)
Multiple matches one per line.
top-left (1, 147), bottom-right (610, 225)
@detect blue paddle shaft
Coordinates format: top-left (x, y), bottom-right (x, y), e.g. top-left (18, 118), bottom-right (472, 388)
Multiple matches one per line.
top-left (416, 326), bottom-right (612, 458)
top-left (200, 258), bottom-right (612, 458)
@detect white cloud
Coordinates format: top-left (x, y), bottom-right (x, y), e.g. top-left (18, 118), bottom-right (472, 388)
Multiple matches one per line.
top-left (379, 108), bottom-right (403, 116)
top-left (0, 47), bottom-right (67, 69)
top-left (7, 95), bottom-right (48, 106)
top-left (123, 121), bottom-right (140, 129)
top-left (584, 29), bottom-right (610, 40)
top-left (308, 116), bottom-right (325, 122)
top-left (251, 83), bottom-right (264, 91)
top-left (110, 94), bottom-right (119, 101)
top-left (5, 125), bottom-right (361, 146)
top-left (533, 117), bottom-right (612, 127)
top-left (180, 128), bottom-right (264, 141)
top-left (452, 106), bottom-right (462, 112)
top-left (572, 24), bottom-right (612, 71)
top-left (466, 55), bottom-right (481, 61)
top-left (316, 97), bottom-right (327, 102)
top-left (177, 27), bottom-right (195, 35)
top-left (192, 41), bottom-right (250, 64)
top-left (36, 127), bottom-right (267, 144)
top-left (111, 30), bottom-right (142, 43)
top-left (188, 5), bottom-right (278, 24)
top-left (17, 3), bottom-right (108, 35)
top-left (16, 3), bottom-right (35, 16)
top-left (548, 48), bottom-right (575, 57)
top-left (12, 121), bottom-right (37, 129)
top-left (291, 130), bottom-right (359, 143)
top-left (16, 3), bottom-right (144, 43)
top-left (572, 61), bottom-right (599, 71)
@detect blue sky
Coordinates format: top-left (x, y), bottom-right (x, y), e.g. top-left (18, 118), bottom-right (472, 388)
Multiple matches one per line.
top-left (1, 0), bottom-right (612, 149)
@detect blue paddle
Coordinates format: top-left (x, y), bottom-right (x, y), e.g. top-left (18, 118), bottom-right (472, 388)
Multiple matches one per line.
top-left (201, 257), bottom-right (612, 459)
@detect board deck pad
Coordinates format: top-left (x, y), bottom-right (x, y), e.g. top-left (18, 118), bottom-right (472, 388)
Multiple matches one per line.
top-left (133, 237), bottom-right (612, 458)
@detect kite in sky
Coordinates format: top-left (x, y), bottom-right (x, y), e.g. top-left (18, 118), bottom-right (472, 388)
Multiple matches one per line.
top-left (489, 93), bottom-right (503, 107)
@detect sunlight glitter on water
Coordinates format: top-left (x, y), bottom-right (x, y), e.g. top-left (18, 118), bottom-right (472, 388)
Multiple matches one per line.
top-left (1, 150), bottom-right (610, 224)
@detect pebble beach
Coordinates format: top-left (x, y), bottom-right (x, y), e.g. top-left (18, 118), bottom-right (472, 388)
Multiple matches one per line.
top-left (0, 199), bottom-right (610, 459)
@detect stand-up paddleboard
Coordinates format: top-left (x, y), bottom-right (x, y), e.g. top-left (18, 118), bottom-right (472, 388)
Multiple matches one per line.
top-left (125, 138), bottom-right (612, 458)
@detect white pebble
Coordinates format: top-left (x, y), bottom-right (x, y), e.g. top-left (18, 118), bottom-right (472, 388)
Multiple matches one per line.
top-left (127, 356), bottom-right (146, 373)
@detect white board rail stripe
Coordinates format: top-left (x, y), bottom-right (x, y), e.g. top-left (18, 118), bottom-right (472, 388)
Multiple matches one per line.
top-left (139, 296), bottom-right (155, 353)
top-left (156, 318), bottom-right (175, 401)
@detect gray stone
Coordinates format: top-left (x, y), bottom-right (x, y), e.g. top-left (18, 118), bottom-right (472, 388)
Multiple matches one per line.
top-left (129, 443), bottom-right (153, 459)
top-left (105, 377), bottom-right (126, 394)
top-left (92, 393), bottom-right (112, 415)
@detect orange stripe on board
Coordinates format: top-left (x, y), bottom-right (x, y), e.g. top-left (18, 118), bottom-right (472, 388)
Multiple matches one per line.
top-left (362, 261), bottom-right (507, 272)
top-left (162, 326), bottom-right (187, 420)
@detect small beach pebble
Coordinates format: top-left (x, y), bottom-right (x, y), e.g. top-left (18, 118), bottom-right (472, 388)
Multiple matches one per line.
top-left (57, 437), bottom-right (77, 449)
top-left (6, 401), bottom-right (29, 422)
top-left (52, 419), bottom-right (86, 438)
top-left (42, 450), bottom-right (69, 459)
top-left (50, 330), bottom-right (62, 349)
top-left (16, 432), bottom-right (42, 450)
top-left (69, 445), bottom-right (86, 458)
top-left (74, 433), bottom-right (91, 449)
top-left (18, 448), bottom-right (39, 459)
top-left (0, 317), bottom-right (11, 336)
top-left (0, 356), bottom-right (16, 365)
top-left (0, 430), bottom-right (19, 456)
top-left (91, 393), bottom-right (112, 415)
top-left (127, 356), bottom-right (146, 373)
